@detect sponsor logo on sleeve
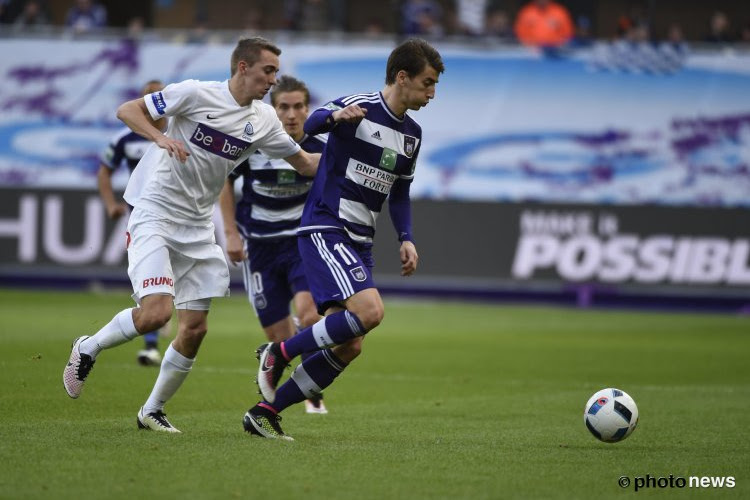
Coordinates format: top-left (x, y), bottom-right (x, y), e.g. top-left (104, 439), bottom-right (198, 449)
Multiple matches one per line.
top-left (151, 92), bottom-right (167, 115)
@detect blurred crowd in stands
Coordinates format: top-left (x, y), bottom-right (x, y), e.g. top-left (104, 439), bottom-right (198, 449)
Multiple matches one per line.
top-left (1, 0), bottom-right (750, 48)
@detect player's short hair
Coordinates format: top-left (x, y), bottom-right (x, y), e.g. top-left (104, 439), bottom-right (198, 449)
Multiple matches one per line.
top-left (385, 38), bottom-right (445, 85)
top-left (230, 36), bottom-right (282, 76)
top-left (270, 75), bottom-right (310, 107)
top-left (140, 80), bottom-right (163, 96)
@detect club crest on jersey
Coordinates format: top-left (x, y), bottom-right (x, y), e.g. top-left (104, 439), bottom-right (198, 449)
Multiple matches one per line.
top-left (243, 122), bottom-right (254, 138)
top-left (254, 293), bottom-right (267, 309)
top-left (403, 135), bottom-right (417, 158)
top-left (349, 266), bottom-right (367, 282)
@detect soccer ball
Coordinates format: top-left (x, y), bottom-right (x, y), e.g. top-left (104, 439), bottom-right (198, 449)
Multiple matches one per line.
top-left (583, 388), bottom-right (639, 443)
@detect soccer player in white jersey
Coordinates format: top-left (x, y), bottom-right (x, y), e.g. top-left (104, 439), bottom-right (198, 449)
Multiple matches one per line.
top-left (97, 79), bottom-right (170, 368)
top-left (219, 75), bottom-right (329, 414)
top-left (244, 39), bottom-right (444, 440)
top-left (62, 37), bottom-right (320, 433)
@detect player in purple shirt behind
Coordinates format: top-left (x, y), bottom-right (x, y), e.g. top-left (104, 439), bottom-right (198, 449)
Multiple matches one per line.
top-left (219, 75), bottom-right (328, 414)
top-left (245, 38), bottom-right (445, 440)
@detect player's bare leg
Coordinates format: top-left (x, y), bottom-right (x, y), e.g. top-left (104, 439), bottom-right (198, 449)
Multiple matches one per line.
top-left (137, 306), bottom-right (209, 433)
top-left (170, 308), bottom-right (208, 358)
top-left (133, 294), bottom-right (173, 332)
top-left (63, 294), bottom-right (172, 399)
top-left (263, 316), bottom-right (296, 343)
top-left (292, 291), bottom-right (318, 332)
top-left (340, 288), bottom-right (384, 335)
top-left (331, 336), bottom-right (364, 364)
top-left (138, 316), bottom-right (171, 367)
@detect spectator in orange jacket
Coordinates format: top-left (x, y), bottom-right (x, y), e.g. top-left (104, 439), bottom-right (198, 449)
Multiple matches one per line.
top-left (514, 0), bottom-right (574, 48)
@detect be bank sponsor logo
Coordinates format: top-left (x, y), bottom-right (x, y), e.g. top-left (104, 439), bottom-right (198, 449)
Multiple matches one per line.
top-left (190, 124), bottom-right (251, 161)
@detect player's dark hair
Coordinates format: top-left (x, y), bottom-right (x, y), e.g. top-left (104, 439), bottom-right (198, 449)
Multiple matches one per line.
top-left (385, 38), bottom-right (444, 85)
top-left (270, 75), bottom-right (310, 107)
top-left (230, 36), bottom-right (282, 75)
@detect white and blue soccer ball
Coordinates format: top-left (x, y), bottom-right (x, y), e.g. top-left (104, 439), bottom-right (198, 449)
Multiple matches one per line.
top-left (583, 388), bottom-right (639, 443)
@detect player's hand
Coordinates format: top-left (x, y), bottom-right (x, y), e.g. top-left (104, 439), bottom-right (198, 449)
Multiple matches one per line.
top-left (225, 232), bottom-right (247, 265)
top-left (106, 202), bottom-right (128, 220)
top-left (332, 104), bottom-right (367, 124)
top-left (155, 136), bottom-right (190, 163)
top-left (399, 240), bottom-right (418, 276)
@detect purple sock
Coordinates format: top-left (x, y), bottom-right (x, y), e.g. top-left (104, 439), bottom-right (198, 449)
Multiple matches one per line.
top-left (269, 349), bottom-right (348, 413)
top-left (281, 310), bottom-right (364, 360)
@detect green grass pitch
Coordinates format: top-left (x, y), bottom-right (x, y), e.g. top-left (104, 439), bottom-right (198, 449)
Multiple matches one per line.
top-left (0, 288), bottom-right (748, 499)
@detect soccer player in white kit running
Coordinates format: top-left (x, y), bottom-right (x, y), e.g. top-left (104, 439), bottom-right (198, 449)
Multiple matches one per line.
top-left (62, 37), bottom-right (320, 433)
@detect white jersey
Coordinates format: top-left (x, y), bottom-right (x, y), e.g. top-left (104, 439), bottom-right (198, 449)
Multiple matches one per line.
top-left (124, 79), bottom-right (301, 225)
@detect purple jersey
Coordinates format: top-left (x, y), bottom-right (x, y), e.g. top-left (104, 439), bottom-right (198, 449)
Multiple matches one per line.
top-left (229, 134), bottom-right (326, 239)
top-left (100, 127), bottom-right (152, 174)
top-left (229, 133), bottom-right (325, 326)
top-left (300, 92), bottom-right (420, 244)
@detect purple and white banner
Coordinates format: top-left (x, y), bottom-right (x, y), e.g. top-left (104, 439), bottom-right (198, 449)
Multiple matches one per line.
top-left (1, 38), bottom-right (749, 300)
top-left (0, 39), bottom-right (749, 207)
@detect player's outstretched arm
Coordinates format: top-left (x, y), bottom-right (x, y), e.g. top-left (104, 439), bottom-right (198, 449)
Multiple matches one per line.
top-left (116, 99), bottom-right (189, 163)
top-left (218, 179), bottom-right (246, 264)
top-left (283, 150), bottom-right (320, 177)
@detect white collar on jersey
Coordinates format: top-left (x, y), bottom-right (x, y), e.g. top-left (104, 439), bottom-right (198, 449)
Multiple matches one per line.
top-left (378, 91), bottom-right (406, 123)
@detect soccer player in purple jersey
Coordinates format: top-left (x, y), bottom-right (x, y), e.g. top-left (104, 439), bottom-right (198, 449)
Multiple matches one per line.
top-left (97, 79), bottom-right (170, 368)
top-left (244, 39), bottom-right (444, 440)
top-left (219, 75), bottom-right (329, 414)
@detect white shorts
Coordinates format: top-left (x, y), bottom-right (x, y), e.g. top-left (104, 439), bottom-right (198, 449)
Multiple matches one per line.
top-left (127, 207), bottom-right (230, 307)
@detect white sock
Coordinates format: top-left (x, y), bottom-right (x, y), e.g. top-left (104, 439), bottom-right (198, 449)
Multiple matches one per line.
top-left (143, 343), bottom-right (194, 414)
top-left (80, 308), bottom-right (139, 358)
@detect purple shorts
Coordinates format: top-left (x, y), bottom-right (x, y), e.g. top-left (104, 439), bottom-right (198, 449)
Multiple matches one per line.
top-left (297, 230), bottom-right (375, 315)
top-left (242, 237), bottom-right (309, 327)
